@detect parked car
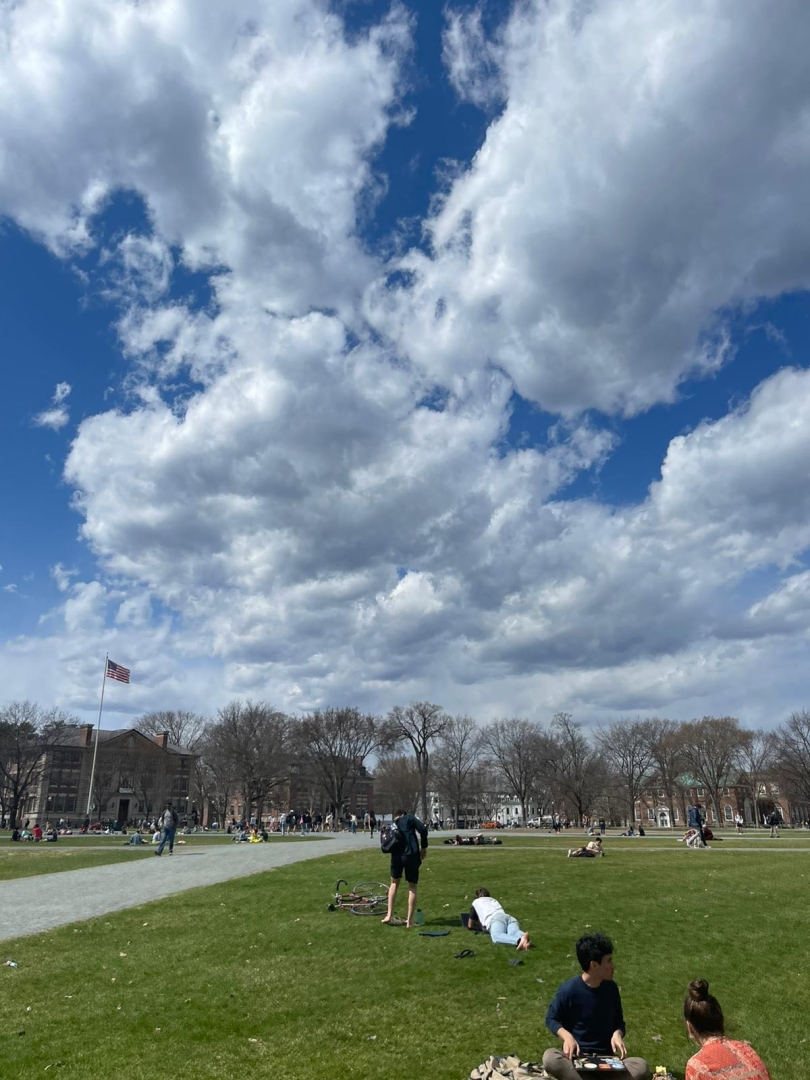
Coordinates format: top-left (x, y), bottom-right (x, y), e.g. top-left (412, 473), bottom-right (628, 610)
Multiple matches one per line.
top-left (482, 820), bottom-right (504, 829)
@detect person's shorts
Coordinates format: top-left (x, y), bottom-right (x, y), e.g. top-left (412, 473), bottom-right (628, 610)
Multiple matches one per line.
top-left (390, 851), bottom-right (421, 884)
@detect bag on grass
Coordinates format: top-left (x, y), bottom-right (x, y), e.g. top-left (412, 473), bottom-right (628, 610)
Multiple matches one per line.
top-left (380, 820), bottom-right (404, 854)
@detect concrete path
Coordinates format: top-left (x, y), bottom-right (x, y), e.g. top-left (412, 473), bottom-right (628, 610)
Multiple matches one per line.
top-left (0, 833), bottom-right (380, 943)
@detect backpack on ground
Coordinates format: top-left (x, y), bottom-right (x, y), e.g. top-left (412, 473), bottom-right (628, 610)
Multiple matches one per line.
top-left (380, 820), bottom-right (404, 854)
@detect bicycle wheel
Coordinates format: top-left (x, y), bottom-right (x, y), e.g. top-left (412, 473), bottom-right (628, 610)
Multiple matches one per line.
top-left (349, 897), bottom-right (386, 916)
top-left (352, 881), bottom-right (389, 900)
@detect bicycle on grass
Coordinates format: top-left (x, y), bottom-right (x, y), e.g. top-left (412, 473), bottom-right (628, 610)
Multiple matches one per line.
top-left (328, 878), bottom-right (389, 916)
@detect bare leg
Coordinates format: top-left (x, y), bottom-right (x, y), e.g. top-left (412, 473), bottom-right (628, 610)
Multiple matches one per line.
top-left (405, 883), bottom-right (418, 927)
top-left (381, 879), bottom-right (399, 923)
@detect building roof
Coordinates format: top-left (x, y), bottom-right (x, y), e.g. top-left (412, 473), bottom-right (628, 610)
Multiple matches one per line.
top-left (59, 725), bottom-right (195, 757)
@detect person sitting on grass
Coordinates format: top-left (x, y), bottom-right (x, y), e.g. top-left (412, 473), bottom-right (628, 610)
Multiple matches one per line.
top-left (466, 887), bottom-right (531, 951)
top-left (543, 932), bottom-right (650, 1080)
top-left (567, 838), bottom-right (604, 858)
top-left (683, 978), bottom-right (770, 1080)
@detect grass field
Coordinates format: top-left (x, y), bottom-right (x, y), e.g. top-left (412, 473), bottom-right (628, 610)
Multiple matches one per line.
top-left (0, 839), bottom-right (805, 1079)
top-left (0, 833), bottom-right (319, 881)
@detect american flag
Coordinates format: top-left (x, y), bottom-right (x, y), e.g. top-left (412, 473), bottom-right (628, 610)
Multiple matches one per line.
top-left (106, 659), bottom-right (131, 684)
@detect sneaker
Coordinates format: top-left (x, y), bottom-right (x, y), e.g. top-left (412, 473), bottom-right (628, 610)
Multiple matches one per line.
top-left (567, 849), bottom-right (572, 857)
top-left (154, 851), bottom-right (162, 856)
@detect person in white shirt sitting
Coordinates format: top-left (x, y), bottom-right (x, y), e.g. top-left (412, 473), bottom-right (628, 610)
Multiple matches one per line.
top-left (466, 887), bottom-right (531, 950)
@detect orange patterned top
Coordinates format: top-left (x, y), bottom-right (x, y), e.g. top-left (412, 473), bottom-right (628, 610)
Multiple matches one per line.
top-left (685, 1038), bottom-right (770, 1080)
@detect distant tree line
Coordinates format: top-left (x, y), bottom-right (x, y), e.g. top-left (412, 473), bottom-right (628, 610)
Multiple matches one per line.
top-left (2, 699), bottom-right (810, 829)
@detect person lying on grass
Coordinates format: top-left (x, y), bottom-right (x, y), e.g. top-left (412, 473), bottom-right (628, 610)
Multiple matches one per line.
top-left (465, 888), bottom-right (532, 951)
top-left (567, 838), bottom-right (604, 858)
top-left (683, 978), bottom-right (770, 1080)
top-left (543, 932), bottom-right (650, 1080)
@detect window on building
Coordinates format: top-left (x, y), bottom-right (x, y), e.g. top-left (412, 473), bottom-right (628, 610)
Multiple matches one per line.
top-left (722, 787), bottom-right (731, 796)
top-left (634, 809), bottom-right (641, 821)
top-left (647, 808), bottom-right (655, 821)
top-left (673, 808), bottom-right (679, 822)
top-left (771, 784), bottom-right (779, 795)
top-left (697, 787), bottom-right (705, 797)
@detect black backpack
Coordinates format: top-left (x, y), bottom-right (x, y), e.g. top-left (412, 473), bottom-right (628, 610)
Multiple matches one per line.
top-left (380, 820), bottom-right (404, 854)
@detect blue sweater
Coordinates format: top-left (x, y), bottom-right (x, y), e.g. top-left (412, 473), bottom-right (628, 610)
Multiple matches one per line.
top-left (545, 975), bottom-right (626, 1052)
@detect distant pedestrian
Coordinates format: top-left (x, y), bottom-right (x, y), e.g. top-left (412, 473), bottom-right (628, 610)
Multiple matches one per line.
top-left (155, 802), bottom-right (179, 856)
top-left (599, 818), bottom-right (606, 835)
top-left (369, 812), bottom-right (377, 839)
top-left (768, 810), bottom-right (781, 838)
top-left (350, 813), bottom-right (358, 835)
top-left (735, 813), bottom-right (744, 835)
top-left (687, 803), bottom-right (706, 847)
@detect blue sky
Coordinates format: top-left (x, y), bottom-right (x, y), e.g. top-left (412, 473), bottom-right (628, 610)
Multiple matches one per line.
top-left (1, 0), bottom-right (810, 728)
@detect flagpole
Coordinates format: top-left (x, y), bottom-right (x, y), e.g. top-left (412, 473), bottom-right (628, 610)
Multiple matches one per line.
top-left (86, 653), bottom-right (108, 818)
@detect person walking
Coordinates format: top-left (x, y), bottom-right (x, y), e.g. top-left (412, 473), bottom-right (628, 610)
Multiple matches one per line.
top-left (687, 803), bottom-right (706, 847)
top-left (155, 802), bottom-right (178, 856)
top-left (768, 809), bottom-right (781, 838)
top-left (381, 808), bottom-right (428, 929)
top-left (369, 812), bottom-right (377, 839)
top-left (350, 813), bottom-right (358, 835)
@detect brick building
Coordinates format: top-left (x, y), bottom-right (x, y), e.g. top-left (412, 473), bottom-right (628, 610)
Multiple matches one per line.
top-left (634, 774), bottom-right (808, 828)
top-left (17, 724), bottom-right (197, 827)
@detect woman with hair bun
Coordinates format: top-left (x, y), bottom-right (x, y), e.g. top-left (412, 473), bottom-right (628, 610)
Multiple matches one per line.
top-left (683, 979), bottom-right (770, 1079)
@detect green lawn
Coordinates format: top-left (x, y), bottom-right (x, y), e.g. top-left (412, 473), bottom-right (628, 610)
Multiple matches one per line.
top-left (0, 845), bottom-right (153, 880)
top-left (0, 833), bottom-right (319, 880)
top-left (0, 843), bottom-right (805, 1079)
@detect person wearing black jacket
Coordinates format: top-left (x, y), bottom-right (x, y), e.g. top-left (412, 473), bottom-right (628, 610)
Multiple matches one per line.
top-left (381, 808), bottom-right (428, 928)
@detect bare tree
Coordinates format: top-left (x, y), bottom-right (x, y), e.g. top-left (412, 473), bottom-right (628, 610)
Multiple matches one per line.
top-left (479, 718), bottom-right (547, 825)
top-left (645, 718), bottom-right (689, 826)
top-left (196, 726), bottom-right (239, 828)
top-left (135, 710), bottom-right (207, 750)
top-left (0, 702), bottom-right (71, 827)
top-left (131, 751), bottom-right (170, 824)
top-left (595, 718), bottom-right (657, 825)
top-left (384, 702), bottom-right (449, 820)
top-left (773, 710), bottom-right (810, 812)
top-left (373, 753), bottom-right (422, 817)
top-left (736, 729), bottom-right (776, 827)
top-left (432, 716), bottom-right (482, 826)
top-left (546, 713), bottom-right (603, 825)
top-left (295, 707), bottom-right (380, 822)
top-left (89, 743), bottom-right (126, 823)
top-left (206, 701), bottom-right (290, 821)
top-left (679, 716), bottom-right (748, 825)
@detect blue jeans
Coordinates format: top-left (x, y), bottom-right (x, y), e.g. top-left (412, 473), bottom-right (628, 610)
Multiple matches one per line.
top-left (157, 826), bottom-right (175, 855)
top-left (350, 822), bottom-right (356, 834)
top-left (488, 912), bottom-right (524, 946)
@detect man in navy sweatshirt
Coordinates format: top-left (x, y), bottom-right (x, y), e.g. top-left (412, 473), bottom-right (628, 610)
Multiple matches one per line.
top-left (542, 933), bottom-right (650, 1079)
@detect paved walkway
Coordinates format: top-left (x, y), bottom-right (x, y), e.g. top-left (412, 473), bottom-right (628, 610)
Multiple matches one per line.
top-left (0, 834), bottom-right (379, 943)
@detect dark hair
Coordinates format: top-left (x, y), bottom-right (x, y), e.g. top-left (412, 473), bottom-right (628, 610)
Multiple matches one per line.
top-left (394, 809), bottom-right (406, 818)
top-left (474, 887), bottom-right (491, 898)
top-left (576, 933), bottom-right (613, 971)
top-left (683, 979), bottom-right (724, 1036)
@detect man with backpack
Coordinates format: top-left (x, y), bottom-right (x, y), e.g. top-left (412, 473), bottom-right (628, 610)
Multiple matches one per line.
top-left (155, 802), bottom-right (179, 856)
top-left (380, 808), bottom-right (428, 928)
